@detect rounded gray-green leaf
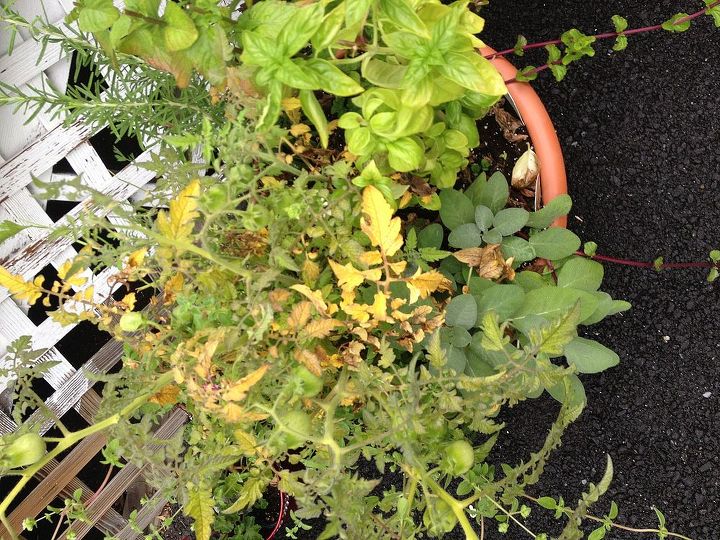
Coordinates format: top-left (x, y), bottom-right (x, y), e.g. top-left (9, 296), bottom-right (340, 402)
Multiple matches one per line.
top-left (565, 337), bottom-right (619, 373)
top-left (439, 190), bottom-right (475, 230)
top-left (557, 257), bottom-right (604, 292)
top-left (445, 294), bottom-right (477, 329)
top-left (482, 229), bottom-right (503, 246)
top-left (529, 228), bottom-right (581, 260)
top-left (493, 207), bottom-right (529, 236)
top-left (449, 223), bottom-right (483, 249)
top-left (474, 205), bottom-right (494, 232)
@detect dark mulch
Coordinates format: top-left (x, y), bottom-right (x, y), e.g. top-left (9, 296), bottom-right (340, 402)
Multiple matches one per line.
top-left (473, 0), bottom-right (720, 538)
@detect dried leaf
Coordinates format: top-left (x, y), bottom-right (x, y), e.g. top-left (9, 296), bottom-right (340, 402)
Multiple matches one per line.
top-left (360, 186), bottom-right (403, 257)
top-left (156, 179), bottom-right (201, 241)
top-left (163, 272), bottom-right (185, 304)
top-left (289, 301), bottom-right (313, 331)
top-left (454, 245), bottom-right (515, 281)
top-left (224, 364), bottom-right (269, 401)
top-left (294, 348), bottom-right (323, 376)
top-left (511, 147), bottom-right (539, 189)
top-left (304, 318), bottom-right (343, 339)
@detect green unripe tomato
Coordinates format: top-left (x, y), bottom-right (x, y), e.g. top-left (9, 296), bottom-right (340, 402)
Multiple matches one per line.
top-left (279, 410), bottom-right (311, 449)
top-left (1, 433), bottom-right (46, 468)
top-left (291, 366), bottom-right (323, 397)
top-left (422, 499), bottom-right (458, 536)
top-left (441, 439), bottom-right (474, 476)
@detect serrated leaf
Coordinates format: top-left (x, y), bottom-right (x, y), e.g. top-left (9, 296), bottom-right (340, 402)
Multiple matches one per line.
top-left (613, 35), bottom-right (628, 51)
top-left (529, 303), bottom-right (580, 356)
top-left (185, 483), bottom-right (214, 540)
top-left (406, 227), bottom-right (418, 251)
top-left (223, 476), bottom-right (269, 514)
top-left (304, 319), bottom-right (343, 339)
top-left (406, 269), bottom-right (451, 303)
top-left (78, 0), bottom-right (120, 32)
top-left (0, 268), bottom-right (44, 305)
top-left (361, 186), bottom-right (403, 256)
top-left (480, 311), bottom-right (505, 351)
top-left (163, 2), bottom-right (198, 51)
top-left (0, 221), bottom-right (29, 243)
top-left (156, 179), bottom-right (200, 241)
top-left (223, 365), bottom-right (269, 401)
top-left (513, 34), bottom-right (527, 56)
top-left (418, 247), bottom-right (451, 262)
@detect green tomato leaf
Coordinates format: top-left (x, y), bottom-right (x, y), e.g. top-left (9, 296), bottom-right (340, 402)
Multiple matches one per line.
top-left (446, 294), bottom-right (477, 329)
top-left (419, 247), bottom-right (451, 262)
top-left (557, 257), bottom-right (604, 291)
top-left (493, 207), bottom-right (529, 236)
top-left (163, 2), bottom-right (198, 52)
top-left (439, 189), bottom-right (475, 230)
top-left (387, 137), bottom-right (423, 172)
top-left (448, 223), bottom-right (483, 249)
top-left (529, 303), bottom-right (580, 357)
top-left (78, 0), bottom-right (119, 32)
top-left (565, 337), bottom-right (620, 373)
top-left (529, 228), bottom-right (581, 260)
top-left (0, 221), bottom-right (30, 243)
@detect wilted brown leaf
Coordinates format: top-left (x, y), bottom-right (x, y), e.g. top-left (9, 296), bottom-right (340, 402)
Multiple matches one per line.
top-left (454, 245), bottom-right (515, 281)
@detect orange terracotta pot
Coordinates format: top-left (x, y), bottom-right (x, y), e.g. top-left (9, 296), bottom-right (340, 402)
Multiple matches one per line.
top-left (483, 47), bottom-right (568, 228)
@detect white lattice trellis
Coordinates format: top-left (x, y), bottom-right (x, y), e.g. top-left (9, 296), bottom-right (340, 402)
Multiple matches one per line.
top-left (0, 1), bottom-right (186, 538)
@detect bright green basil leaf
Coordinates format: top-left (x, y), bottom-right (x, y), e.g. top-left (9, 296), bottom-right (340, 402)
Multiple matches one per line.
top-left (312, 2), bottom-right (345, 51)
top-left (565, 337), bottom-right (620, 373)
top-left (478, 171), bottom-right (509, 214)
top-left (362, 58), bottom-right (408, 89)
top-left (446, 294), bottom-right (477, 329)
top-left (306, 58), bottom-right (364, 96)
top-left (501, 236), bottom-right (535, 264)
top-left (557, 257), bottom-right (604, 291)
top-left (277, 59), bottom-right (321, 90)
top-left (338, 112), bottom-right (364, 130)
top-left (279, 2), bottom-right (325, 56)
top-left (378, 0), bottom-right (428, 35)
top-left (448, 223), bottom-right (483, 249)
top-left (345, 0), bottom-right (373, 28)
top-left (125, 0), bottom-right (160, 17)
top-left (493, 207), bottom-right (529, 236)
top-left (443, 129), bottom-right (468, 151)
top-left (475, 284), bottom-right (525, 324)
top-left (439, 52), bottom-right (506, 96)
top-left (395, 105), bottom-right (434, 137)
top-left (418, 223), bottom-right (444, 249)
top-left (453, 114), bottom-right (480, 147)
top-left (241, 31), bottom-right (279, 65)
top-left (347, 127), bottom-right (376, 156)
top-left (401, 76), bottom-right (433, 107)
top-left (186, 25), bottom-right (232, 86)
top-left (474, 205), bottom-right (494, 231)
top-left (299, 90), bottom-right (329, 148)
top-left (529, 228), bottom-right (581, 260)
top-left (257, 81), bottom-right (283, 131)
top-left (384, 31), bottom-right (427, 58)
top-left (163, 2), bottom-right (198, 52)
top-left (526, 194), bottom-right (572, 229)
top-left (387, 137), bottom-right (423, 171)
top-left (369, 111), bottom-right (398, 137)
top-left (78, 0), bottom-right (119, 32)
top-left (439, 189), bottom-right (475, 230)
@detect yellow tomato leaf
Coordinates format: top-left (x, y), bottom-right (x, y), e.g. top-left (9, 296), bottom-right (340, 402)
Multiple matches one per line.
top-left (369, 292), bottom-right (388, 320)
top-left (121, 292), bottom-right (136, 310)
top-left (156, 179), bottom-right (201, 241)
top-left (290, 284), bottom-right (328, 313)
top-left (329, 259), bottom-right (366, 290)
top-left (82, 286), bottom-right (95, 302)
top-left (0, 268), bottom-right (44, 305)
top-left (149, 384), bottom-right (180, 405)
top-left (233, 428), bottom-right (259, 456)
top-left (185, 483), bottom-right (214, 540)
top-left (360, 186), bottom-right (403, 257)
top-left (221, 403), bottom-right (269, 424)
top-left (290, 123), bottom-right (311, 136)
top-left (126, 248), bottom-right (147, 268)
top-left (224, 364), bottom-right (269, 402)
top-left (406, 269), bottom-right (452, 304)
top-left (358, 250), bottom-right (383, 267)
top-left (164, 273), bottom-right (185, 304)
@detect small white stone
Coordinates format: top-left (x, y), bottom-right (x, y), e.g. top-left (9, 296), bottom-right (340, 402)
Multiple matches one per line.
top-left (581, 479), bottom-right (587, 485)
top-left (703, 392), bottom-right (712, 398)
top-left (662, 336), bottom-right (670, 342)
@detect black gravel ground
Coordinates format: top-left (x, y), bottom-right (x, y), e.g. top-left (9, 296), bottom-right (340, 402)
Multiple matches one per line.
top-left (474, 1), bottom-right (720, 539)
